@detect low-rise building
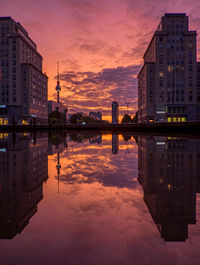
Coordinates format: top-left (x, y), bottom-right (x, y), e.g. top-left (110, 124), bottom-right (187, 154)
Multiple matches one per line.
top-left (89, 112), bottom-right (102, 120)
top-left (48, 100), bottom-right (68, 119)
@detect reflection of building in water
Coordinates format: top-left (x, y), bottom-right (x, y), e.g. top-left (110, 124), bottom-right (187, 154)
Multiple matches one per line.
top-left (48, 134), bottom-right (67, 155)
top-left (112, 134), bottom-right (119, 154)
top-left (138, 136), bottom-right (200, 241)
top-left (0, 134), bottom-right (48, 239)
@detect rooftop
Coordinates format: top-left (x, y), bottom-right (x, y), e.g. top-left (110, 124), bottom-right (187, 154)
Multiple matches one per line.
top-left (0, 16), bottom-right (12, 20)
top-left (165, 13), bottom-right (186, 17)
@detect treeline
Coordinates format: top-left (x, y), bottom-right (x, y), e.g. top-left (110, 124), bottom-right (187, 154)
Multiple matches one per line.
top-left (69, 113), bottom-right (109, 124)
top-left (48, 110), bottom-right (138, 124)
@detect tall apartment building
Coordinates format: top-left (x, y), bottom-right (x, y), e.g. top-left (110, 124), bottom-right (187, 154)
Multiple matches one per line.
top-left (112, 101), bottom-right (119, 124)
top-left (138, 13), bottom-right (200, 123)
top-left (0, 17), bottom-right (48, 125)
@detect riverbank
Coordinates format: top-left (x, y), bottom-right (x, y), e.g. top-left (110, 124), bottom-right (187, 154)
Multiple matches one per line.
top-left (0, 121), bottom-right (200, 134)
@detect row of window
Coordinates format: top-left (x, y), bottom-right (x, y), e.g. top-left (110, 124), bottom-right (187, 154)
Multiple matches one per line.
top-left (1, 23), bottom-right (10, 30)
top-left (0, 89), bottom-right (17, 95)
top-left (1, 97), bottom-right (16, 103)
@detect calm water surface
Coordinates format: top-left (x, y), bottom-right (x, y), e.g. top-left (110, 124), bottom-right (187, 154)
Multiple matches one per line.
top-left (0, 132), bottom-right (200, 265)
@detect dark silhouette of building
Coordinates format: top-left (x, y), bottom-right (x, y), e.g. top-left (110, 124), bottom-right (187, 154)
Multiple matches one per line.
top-left (138, 13), bottom-right (200, 123)
top-left (112, 102), bottom-right (119, 124)
top-left (138, 135), bottom-right (200, 241)
top-left (0, 134), bottom-right (48, 239)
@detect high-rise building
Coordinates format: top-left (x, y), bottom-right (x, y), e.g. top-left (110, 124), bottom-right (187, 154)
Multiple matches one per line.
top-left (138, 13), bottom-right (200, 123)
top-left (112, 101), bottom-right (119, 124)
top-left (0, 17), bottom-right (48, 125)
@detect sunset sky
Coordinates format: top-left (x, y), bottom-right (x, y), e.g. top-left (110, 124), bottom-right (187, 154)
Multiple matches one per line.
top-left (1, 0), bottom-right (200, 120)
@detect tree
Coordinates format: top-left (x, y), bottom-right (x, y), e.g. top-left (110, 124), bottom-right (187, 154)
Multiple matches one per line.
top-left (121, 114), bottom-right (132, 124)
top-left (69, 113), bottom-right (84, 124)
top-left (132, 111), bottom-right (138, 123)
top-left (48, 110), bottom-right (66, 124)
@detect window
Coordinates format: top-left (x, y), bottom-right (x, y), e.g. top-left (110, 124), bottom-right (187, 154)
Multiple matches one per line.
top-left (159, 72), bottom-right (164, 77)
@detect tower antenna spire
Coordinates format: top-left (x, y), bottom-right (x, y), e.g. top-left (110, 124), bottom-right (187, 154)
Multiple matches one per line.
top-left (57, 60), bottom-right (60, 82)
top-left (55, 60), bottom-right (61, 103)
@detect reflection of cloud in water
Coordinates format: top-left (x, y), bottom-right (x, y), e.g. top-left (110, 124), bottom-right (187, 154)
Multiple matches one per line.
top-left (56, 138), bottom-right (138, 189)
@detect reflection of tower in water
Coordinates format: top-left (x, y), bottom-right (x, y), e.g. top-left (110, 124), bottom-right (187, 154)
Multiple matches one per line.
top-left (138, 136), bottom-right (200, 242)
top-left (112, 134), bottom-right (119, 154)
top-left (56, 152), bottom-right (61, 193)
top-left (47, 134), bottom-right (68, 193)
top-left (0, 134), bottom-right (48, 239)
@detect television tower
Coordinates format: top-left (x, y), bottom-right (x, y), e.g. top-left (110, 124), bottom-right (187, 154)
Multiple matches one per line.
top-left (55, 61), bottom-right (61, 103)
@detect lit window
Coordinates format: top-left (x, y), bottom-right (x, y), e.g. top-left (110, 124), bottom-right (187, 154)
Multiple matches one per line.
top-left (159, 72), bottom-right (164, 77)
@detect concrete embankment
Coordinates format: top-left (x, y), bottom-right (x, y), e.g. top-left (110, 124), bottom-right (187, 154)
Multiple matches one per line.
top-left (0, 122), bottom-right (200, 134)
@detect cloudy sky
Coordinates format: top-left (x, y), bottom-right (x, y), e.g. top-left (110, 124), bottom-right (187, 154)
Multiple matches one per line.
top-left (1, 0), bottom-right (200, 120)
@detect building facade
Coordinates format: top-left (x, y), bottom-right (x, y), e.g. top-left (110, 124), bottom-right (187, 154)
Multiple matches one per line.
top-left (138, 13), bottom-right (200, 123)
top-left (0, 17), bottom-right (48, 125)
top-left (89, 112), bottom-right (102, 120)
top-left (48, 100), bottom-right (68, 119)
top-left (112, 101), bottom-right (119, 124)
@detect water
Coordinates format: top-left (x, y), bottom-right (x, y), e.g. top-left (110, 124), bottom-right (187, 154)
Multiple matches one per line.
top-left (0, 132), bottom-right (200, 265)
